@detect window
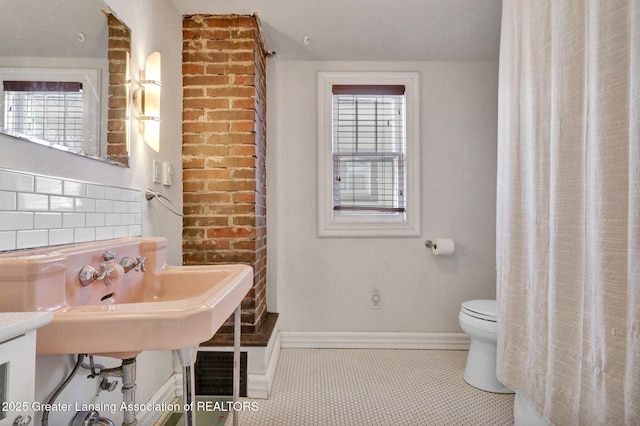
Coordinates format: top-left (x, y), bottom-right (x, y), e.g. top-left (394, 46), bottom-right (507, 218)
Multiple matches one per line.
top-left (0, 67), bottom-right (101, 157)
top-left (317, 72), bottom-right (421, 237)
top-left (3, 81), bottom-right (85, 151)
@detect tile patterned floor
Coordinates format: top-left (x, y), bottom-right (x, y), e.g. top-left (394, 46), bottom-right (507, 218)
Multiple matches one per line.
top-left (227, 348), bottom-right (514, 426)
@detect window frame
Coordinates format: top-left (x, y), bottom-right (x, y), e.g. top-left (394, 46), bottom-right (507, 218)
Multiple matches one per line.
top-left (0, 67), bottom-right (101, 157)
top-left (317, 71), bottom-right (421, 237)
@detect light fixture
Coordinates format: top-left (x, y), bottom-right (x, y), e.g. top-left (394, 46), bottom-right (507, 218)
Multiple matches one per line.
top-left (134, 51), bottom-right (161, 152)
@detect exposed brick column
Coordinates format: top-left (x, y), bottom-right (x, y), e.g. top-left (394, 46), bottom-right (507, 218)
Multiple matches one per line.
top-left (182, 14), bottom-right (267, 333)
top-left (105, 12), bottom-right (131, 165)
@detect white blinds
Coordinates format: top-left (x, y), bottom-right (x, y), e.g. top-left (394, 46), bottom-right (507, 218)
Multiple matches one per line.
top-left (332, 85), bottom-right (406, 214)
top-left (3, 81), bottom-right (84, 150)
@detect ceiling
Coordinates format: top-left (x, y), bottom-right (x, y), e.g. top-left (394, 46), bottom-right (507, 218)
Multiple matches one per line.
top-left (0, 0), bottom-right (107, 58)
top-left (171, 0), bottom-right (502, 61)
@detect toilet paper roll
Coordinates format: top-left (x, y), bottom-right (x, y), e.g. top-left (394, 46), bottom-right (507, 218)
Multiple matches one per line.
top-left (432, 238), bottom-right (455, 256)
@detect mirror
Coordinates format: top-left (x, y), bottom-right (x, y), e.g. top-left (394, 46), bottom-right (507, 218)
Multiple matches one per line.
top-left (0, 0), bottom-right (131, 167)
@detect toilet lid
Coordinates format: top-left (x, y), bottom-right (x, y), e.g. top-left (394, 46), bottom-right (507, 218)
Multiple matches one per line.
top-left (461, 299), bottom-right (497, 322)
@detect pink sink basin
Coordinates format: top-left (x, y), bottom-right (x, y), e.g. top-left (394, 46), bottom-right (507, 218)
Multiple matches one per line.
top-left (0, 237), bottom-right (253, 359)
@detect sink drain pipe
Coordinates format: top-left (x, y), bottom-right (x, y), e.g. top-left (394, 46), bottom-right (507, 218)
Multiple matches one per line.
top-left (98, 357), bottom-right (137, 426)
top-left (42, 355), bottom-right (138, 426)
top-left (42, 354), bottom-right (86, 426)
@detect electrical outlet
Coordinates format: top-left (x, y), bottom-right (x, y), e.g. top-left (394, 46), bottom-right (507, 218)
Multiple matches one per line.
top-left (371, 289), bottom-right (381, 309)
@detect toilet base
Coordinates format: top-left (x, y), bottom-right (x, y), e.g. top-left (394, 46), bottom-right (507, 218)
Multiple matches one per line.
top-left (464, 338), bottom-right (514, 394)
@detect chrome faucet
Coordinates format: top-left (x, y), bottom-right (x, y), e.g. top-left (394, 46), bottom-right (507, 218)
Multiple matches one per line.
top-left (103, 250), bottom-right (117, 261)
top-left (121, 256), bottom-right (146, 273)
top-left (79, 263), bottom-right (114, 286)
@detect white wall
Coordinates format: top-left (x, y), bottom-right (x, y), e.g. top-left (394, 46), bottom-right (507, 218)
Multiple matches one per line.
top-left (0, 0), bottom-right (183, 423)
top-left (272, 60), bottom-right (498, 333)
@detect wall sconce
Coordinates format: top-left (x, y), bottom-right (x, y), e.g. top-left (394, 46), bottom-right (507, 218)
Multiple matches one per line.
top-left (134, 51), bottom-right (161, 152)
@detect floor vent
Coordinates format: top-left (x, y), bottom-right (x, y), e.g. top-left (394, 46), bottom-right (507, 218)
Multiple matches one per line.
top-left (195, 351), bottom-right (248, 397)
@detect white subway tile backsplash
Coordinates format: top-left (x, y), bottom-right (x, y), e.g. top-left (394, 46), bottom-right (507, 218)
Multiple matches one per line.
top-left (86, 213), bottom-right (106, 227)
top-left (35, 176), bottom-right (63, 195)
top-left (0, 170), bottom-right (34, 192)
top-left (75, 198), bottom-right (97, 212)
top-left (114, 226), bottom-right (129, 238)
top-left (114, 201), bottom-right (128, 213)
top-left (122, 189), bottom-right (139, 202)
top-left (96, 199), bottom-right (114, 213)
top-left (75, 227), bottom-right (96, 243)
top-left (105, 214), bottom-right (122, 226)
top-left (87, 184), bottom-right (106, 199)
top-left (0, 168), bottom-right (141, 250)
top-left (63, 213), bottom-right (86, 229)
top-left (96, 227), bottom-right (114, 241)
top-left (0, 231), bottom-right (16, 251)
top-left (122, 214), bottom-right (134, 225)
top-left (105, 187), bottom-right (123, 201)
top-left (50, 196), bottom-right (75, 212)
top-left (49, 229), bottom-right (74, 246)
top-left (0, 191), bottom-right (16, 210)
top-left (17, 193), bottom-right (48, 211)
top-left (34, 212), bottom-right (63, 229)
top-left (17, 230), bottom-right (49, 249)
top-left (0, 212), bottom-right (33, 231)
top-left (63, 181), bottom-right (86, 197)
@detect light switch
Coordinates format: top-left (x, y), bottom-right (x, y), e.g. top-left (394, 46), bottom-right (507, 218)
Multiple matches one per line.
top-left (152, 160), bottom-right (162, 184)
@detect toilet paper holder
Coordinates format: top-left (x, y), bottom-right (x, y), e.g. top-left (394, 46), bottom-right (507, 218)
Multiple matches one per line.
top-left (425, 238), bottom-right (455, 255)
top-left (425, 240), bottom-right (436, 249)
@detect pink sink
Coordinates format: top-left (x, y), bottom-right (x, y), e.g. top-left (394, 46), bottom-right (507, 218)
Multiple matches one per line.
top-left (0, 237), bottom-right (253, 359)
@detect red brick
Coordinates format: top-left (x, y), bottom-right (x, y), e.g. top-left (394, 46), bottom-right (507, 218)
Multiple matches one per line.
top-left (183, 169), bottom-right (232, 181)
top-left (207, 180), bottom-right (257, 191)
top-left (183, 122), bottom-right (230, 133)
top-left (184, 75), bottom-right (229, 86)
top-left (183, 98), bottom-right (229, 110)
top-left (183, 193), bottom-right (232, 206)
top-left (182, 110), bottom-right (204, 121)
top-left (206, 86), bottom-right (255, 98)
top-left (205, 64), bottom-right (256, 76)
top-left (231, 98), bottom-right (256, 109)
top-left (206, 110), bottom-right (255, 121)
top-left (182, 157), bottom-right (205, 169)
top-left (182, 180), bottom-right (205, 193)
top-left (232, 192), bottom-right (257, 203)
top-left (231, 121), bottom-right (255, 132)
top-left (183, 147), bottom-right (229, 159)
top-left (205, 133), bottom-right (255, 145)
top-left (183, 88), bottom-right (205, 98)
top-left (206, 227), bottom-right (256, 239)
top-left (182, 13), bottom-right (268, 332)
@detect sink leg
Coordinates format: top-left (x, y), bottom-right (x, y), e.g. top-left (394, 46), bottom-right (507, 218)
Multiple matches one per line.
top-left (233, 305), bottom-right (241, 426)
top-left (176, 346), bottom-right (198, 426)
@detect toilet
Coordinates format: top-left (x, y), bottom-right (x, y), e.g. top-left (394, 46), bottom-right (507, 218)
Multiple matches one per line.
top-left (458, 299), bottom-right (514, 393)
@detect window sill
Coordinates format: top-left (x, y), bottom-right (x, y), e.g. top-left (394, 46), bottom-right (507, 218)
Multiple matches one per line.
top-left (317, 219), bottom-right (421, 238)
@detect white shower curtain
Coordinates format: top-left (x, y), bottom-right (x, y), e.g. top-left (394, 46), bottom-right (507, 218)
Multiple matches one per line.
top-left (496, 1), bottom-right (639, 425)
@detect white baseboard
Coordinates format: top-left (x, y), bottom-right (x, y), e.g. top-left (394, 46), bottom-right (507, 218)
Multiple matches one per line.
top-left (136, 374), bottom-right (179, 425)
top-left (247, 331), bottom-right (281, 398)
top-left (280, 331), bottom-right (470, 350)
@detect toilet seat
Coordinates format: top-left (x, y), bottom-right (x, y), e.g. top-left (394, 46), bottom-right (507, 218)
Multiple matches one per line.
top-left (461, 299), bottom-right (497, 322)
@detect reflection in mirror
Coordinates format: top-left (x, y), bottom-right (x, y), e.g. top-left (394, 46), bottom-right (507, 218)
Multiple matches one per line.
top-left (0, 0), bottom-right (131, 167)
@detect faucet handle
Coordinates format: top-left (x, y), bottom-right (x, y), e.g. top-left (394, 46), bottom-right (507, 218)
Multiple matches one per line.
top-left (99, 263), bottom-right (114, 285)
top-left (136, 256), bottom-right (147, 272)
top-left (103, 250), bottom-right (117, 261)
